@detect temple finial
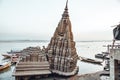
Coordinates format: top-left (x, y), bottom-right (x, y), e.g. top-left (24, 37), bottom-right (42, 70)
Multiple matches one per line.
top-left (62, 0), bottom-right (69, 18)
top-left (65, 0), bottom-right (68, 10)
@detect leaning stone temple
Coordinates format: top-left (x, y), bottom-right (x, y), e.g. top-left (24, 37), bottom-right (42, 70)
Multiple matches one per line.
top-left (13, 0), bottom-right (79, 80)
top-left (46, 0), bottom-right (79, 76)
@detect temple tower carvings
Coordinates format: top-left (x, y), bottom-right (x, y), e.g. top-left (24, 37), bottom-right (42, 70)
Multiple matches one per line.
top-left (47, 0), bottom-right (78, 76)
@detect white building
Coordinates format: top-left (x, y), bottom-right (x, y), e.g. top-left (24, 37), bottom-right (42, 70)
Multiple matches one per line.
top-left (110, 48), bottom-right (120, 80)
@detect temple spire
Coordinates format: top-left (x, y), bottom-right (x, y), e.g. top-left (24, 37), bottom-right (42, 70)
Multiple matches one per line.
top-left (65, 0), bottom-right (68, 10)
top-left (62, 0), bottom-right (69, 18)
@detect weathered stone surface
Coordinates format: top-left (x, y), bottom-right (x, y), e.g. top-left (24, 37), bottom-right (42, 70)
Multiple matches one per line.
top-left (13, 1), bottom-right (79, 79)
top-left (47, 0), bottom-right (78, 76)
top-left (13, 47), bottom-right (51, 80)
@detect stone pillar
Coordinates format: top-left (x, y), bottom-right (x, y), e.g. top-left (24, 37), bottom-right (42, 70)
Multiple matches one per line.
top-left (23, 56), bottom-right (26, 62)
top-left (26, 55), bottom-right (30, 62)
top-left (15, 77), bottom-right (19, 80)
top-left (24, 76), bottom-right (29, 80)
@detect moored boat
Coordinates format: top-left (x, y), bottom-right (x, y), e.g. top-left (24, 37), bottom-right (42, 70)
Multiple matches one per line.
top-left (7, 50), bottom-right (22, 54)
top-left (2, 53), bottom-right (12, 58)
top-left (79, 56), bottom-right (103, 65)
top-left (95, 53), bottom-right (105, 59)
top-left (0, 62), bottom-right (11, 71)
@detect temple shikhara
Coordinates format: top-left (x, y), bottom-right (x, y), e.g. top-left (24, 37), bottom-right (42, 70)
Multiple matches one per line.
top-left (13, 0), bottom-right (79, 80)
top-left (46, 0), bottom-right (78, 76)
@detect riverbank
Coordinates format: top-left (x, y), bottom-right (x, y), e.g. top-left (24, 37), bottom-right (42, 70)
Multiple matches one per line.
top-left (77, 70), bottom-right (109, 80)
top-left (0, 41), bottom-right (111, 80)
top-left (77, 72), bottom-right (101, 80)
top-left (43, 70), bottom-right (109, 80)
top-left (0, 66), bottom-right (109, 80)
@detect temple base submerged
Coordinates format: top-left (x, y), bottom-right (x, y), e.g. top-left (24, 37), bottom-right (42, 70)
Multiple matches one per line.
top-left (52, 66), bottom-right (79, 76)
top-left (13, 0), bottom-right (79, 79)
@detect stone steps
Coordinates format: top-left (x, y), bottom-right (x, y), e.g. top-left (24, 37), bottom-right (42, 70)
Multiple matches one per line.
top-left (16, 67), bottom-right (50, 71)
top-left (17, 61), bottom-right (49, 65)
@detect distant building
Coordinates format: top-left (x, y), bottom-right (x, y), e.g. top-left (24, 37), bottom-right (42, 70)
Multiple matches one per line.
top-left (110, 48), bottom-right (120, 80)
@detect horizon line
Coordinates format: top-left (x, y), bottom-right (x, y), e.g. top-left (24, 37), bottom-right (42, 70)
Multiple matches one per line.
top-left (0, 39), bottom-right (112, 42)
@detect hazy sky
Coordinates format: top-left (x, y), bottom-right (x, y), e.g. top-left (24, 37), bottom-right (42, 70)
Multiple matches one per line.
top-left (0, 0), bottom-right (120, 41)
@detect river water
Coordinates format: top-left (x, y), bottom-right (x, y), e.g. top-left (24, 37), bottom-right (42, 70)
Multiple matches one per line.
top-left (0, 40), bottom-right (112, 80)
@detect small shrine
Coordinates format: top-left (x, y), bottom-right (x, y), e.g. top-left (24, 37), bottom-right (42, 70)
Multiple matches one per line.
top-left (12, 47), bottom-right (51, 80)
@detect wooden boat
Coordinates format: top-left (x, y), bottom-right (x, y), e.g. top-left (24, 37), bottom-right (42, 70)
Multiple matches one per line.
top-left (2, 53), bottom-right (12, 58)
top-left (0, 62), bottom-right (11, 71)
top-left (79, 56), bottom-right (102, 65)
top-left (7, 50), bottom-right (21, 54)
top-left (95, 53), bottom-right (109, 60)
top-left (95, 53), bottom-right (105, 59)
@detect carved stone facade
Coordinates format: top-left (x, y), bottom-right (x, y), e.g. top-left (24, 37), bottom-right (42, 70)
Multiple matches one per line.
top-left (47, 1), bottom-right (78, 76)
top-left (21, 46), bottom-right (47, 62)
top-left (13, 1), bottom-right (79, 79)
top-left (13, 47), bottom-right (51, 80)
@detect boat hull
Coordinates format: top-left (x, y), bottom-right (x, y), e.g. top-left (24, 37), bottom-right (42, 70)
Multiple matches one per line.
top-left (0, 62), bottom-right (11, 71)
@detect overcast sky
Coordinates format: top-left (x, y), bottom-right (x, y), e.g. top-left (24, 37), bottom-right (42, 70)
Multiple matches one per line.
top-left (0, 0), bottom-right (120, 41)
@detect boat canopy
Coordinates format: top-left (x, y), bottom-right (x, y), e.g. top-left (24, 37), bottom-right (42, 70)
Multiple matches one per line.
top-left (113, 24), bottom-right (120, 40)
